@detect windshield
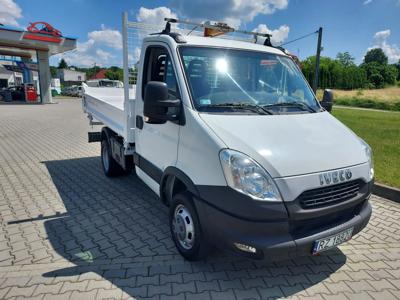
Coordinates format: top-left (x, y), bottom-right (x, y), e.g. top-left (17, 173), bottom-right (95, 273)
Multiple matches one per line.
top-left (179, 47), bottom-right (320, 114)
top-left (99, 80), bottom-right (116, 87)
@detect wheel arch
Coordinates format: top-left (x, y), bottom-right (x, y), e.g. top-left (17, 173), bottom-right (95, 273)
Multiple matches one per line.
top-left (160, 167), bottom-right (200, 206)
top-left (101, 126), bottom-right (115, 141)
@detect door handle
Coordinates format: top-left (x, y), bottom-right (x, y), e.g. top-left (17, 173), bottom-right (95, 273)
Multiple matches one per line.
top-left (136, 115), bottom-right (144, 129)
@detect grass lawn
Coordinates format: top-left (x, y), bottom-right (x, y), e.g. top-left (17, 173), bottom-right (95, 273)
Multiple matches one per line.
top-left (332, 87), bottom-right (400, 102)
top-left (332, 107), bottom-right (400, 188)
top-left (317, 86), bottom-right (400, 102)
top-left (317, 86), bottom-right (400, 111)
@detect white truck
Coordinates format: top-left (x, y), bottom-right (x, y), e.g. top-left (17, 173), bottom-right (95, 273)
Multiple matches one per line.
top-left (82, 14), bottom-right (373, 261)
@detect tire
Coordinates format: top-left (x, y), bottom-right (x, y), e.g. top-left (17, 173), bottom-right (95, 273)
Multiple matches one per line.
top-left (169, 192), bottom-right (210, 261)
top-left (101, 138), bottom-right (124, 177)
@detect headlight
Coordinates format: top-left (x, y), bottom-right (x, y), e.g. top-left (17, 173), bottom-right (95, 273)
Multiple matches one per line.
top-left (219, 149), bottom-right (282, 201)
top-left (360, 138), bottom-right (374, 180)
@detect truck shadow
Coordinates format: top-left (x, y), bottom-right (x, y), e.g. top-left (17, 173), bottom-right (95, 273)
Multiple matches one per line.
top-left (35, 157), bottom-right (345, 299)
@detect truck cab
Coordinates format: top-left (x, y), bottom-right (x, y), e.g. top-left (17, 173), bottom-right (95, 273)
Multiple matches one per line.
top-left (84, 30), bottom-right (373, 261)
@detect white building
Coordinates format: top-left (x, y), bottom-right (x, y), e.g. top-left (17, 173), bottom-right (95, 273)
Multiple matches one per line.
top-left (0, 63), bottom-right (39, 90)
top-left (0, 24), bottom-right (76, 103)
top-left (57, 69), bottom-right (86, 84)
top-left (0, 64), bottom-right (22, 87)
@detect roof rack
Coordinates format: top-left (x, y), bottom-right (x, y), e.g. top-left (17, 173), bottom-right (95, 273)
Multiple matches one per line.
top-left (163, 18), bottom-right (273, 46)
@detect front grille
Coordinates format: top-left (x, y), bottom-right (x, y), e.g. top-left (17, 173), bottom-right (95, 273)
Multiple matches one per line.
top-left (299, 180), bottom-right (362, 209)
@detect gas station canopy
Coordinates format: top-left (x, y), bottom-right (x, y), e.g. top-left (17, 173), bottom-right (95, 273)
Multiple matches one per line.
top-left (0, 23), bottom-right (77, 103)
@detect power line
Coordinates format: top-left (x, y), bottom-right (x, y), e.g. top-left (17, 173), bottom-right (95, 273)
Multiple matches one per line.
top-left (279, 30), bottom-right (318, 46)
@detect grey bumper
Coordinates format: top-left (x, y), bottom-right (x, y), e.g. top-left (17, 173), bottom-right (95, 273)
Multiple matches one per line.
top-left (195, 183), bottom-right (372, 260)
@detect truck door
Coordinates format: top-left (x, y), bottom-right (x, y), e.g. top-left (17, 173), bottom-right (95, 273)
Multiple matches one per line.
top-left (135, 45), bottom-right (181, 187)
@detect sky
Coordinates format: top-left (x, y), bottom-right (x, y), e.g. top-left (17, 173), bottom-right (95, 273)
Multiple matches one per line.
top-left (1, 0), bottom-right (399, 67)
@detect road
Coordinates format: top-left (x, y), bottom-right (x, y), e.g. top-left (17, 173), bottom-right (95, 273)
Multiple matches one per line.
top-left (0, 98), bottom-right (399, 299)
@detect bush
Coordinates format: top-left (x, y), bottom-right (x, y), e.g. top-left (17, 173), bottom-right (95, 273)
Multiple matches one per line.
top-left (369, 73), bottom-right (385, 88)
top-left (301, 49), bottom-right (397, 90)
top-left (383, 65), bottom-right (398, 85)
top-left (334, 97), bottom-right (400, 111)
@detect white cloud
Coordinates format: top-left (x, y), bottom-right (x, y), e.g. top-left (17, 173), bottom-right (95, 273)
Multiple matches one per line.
top-left (253, 24), bottom-right (290, 45)
top-left (127, 47), bottom-right (142, 67)
top-left (373, 29), bottom-right (390, 44)
top-left (364, 0), bottom-right (400, 5)
top-left (171, 0), bottom-right (288, 27)
top-left (132, 47), bottom-right (141, 62)
top-left (368, 29), bottom-right (400, 63)
top-left (96, 49), bottom-right (114, 61)
top-left (88, 24), bottom-right (122, 50)
top-left (137, 7), bottom-right (177, 26)
top-left (56, 25), bottom-right (122, 67)
top-left (223, 17), bottom-right (242, 30)
top-left (0, 0), bottom-right (22, 26)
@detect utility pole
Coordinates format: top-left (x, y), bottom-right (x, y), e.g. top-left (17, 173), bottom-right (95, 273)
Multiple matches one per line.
top-left (313, 27), bottom-right (323, 93)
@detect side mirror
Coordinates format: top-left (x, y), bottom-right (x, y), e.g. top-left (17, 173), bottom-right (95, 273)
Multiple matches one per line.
top-left (143, 81), bottom-right (181, 123)
top-left (321, 89), bottom-right (334, 112)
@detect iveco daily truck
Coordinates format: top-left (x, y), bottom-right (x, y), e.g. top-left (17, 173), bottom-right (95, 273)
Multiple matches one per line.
top-left (82, 14), bottom-right (373, 261)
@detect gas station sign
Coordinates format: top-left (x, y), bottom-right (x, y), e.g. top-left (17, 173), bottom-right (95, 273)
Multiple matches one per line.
top-left (3, 65), bottom-right (23, 73)
top-left (16, 61), bottom-right (39, 71)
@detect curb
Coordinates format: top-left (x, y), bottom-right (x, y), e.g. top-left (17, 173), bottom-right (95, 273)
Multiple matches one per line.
top-left (333, 105), bottom-right (400, 113)
top-left (373, 183), bottom-right (400, 203)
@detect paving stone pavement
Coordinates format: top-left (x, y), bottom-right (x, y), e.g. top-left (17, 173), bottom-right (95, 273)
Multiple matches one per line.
top-left (0, 98), bottom-right (400, 300)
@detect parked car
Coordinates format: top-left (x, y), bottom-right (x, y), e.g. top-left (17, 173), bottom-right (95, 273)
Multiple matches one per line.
top-left (62, 85), bottom-right (78, 96)
top-left (8, 86), bottom-right (25, 101)
top-left (0, 88), bottom-right (12, 102)
top-left (86, 79), bottom-right (123, 88)
top-left (70, 86), bottom-right (83, 97)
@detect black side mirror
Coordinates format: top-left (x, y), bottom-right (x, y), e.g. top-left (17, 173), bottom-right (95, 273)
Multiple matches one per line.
top-left (143, 81), bottom-right (181, 124)
top-left (321, 89), bottom-right (334, 112)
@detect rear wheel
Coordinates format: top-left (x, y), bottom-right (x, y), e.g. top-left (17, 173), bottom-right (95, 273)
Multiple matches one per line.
top-left (101, 138), bottom-right (124, 177)
top-left (169, 192), bottom-right (210, 261)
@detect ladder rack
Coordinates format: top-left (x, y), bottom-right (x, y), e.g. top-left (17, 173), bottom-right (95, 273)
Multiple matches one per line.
top-left (164, 18), bottom-right (272, 41)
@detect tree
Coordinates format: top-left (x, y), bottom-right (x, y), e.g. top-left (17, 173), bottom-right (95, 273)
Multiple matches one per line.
top-left (300, 55), bottom-right (367, 90)
top-left (105, 66), bottom-right (123, 81)
top-left (336, 52), bottom-right (355, 67)
top-left (364, 48), bottom-right (388, 65)
top-left (58, 58), bottom-right (68, 69)
top-left (395, 59), bottom-right (400, 81)
top-left (382, 65), bottom-right (398, 85)
top-left (86, 66), bottom-right (101, 80)
top-left (369, 73), bottom-right (385, 88)
top-left (50, 66), bottom-right (58, 78)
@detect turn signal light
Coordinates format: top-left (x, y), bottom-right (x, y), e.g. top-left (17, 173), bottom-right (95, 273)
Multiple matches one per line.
top-left (234, 242), bottom-right (256, 253)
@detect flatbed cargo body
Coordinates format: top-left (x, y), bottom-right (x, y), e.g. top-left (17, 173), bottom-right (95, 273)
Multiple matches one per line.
top-left (82, 84), bottom-right (136, 142)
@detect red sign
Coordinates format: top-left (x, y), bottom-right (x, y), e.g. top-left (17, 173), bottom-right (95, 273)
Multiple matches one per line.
top-left (23, 33), bottom-right (62, 43)
top-left (27, 22), bottom-right (62, 37)
top-left (24, 21), bottom-right (62, 43)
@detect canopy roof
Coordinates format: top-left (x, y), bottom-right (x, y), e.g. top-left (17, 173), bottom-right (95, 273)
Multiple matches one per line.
top-left (0, 25), bottom-right (76, 58)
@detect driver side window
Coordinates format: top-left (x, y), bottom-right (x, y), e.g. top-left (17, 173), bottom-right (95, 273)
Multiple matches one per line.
top-left (142, 47), bottom-right (180, 101)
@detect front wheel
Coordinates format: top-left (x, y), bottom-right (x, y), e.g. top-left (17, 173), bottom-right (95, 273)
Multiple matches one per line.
top-left (169, 192), bottom-right (210, 261)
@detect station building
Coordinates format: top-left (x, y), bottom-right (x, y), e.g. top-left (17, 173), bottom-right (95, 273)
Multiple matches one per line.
top-left (0, 22), bottom-right (77, 104)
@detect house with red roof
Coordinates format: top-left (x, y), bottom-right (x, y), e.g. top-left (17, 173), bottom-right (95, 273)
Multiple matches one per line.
top-left (90, 69), bottom-right (107, 80)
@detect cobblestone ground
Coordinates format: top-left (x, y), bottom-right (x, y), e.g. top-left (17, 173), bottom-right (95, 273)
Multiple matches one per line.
top-left (0, 99), bottom-right (399, 300)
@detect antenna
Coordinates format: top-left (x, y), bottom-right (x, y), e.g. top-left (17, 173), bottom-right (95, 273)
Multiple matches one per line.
top-left (162, 21), bottom-right (171, 34)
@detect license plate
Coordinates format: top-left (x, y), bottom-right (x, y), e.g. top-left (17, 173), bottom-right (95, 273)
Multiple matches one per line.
top-left (312, 227), bottom-right (353, 254)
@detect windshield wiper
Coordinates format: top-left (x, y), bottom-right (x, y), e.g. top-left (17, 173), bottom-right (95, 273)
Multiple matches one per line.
top-left (264, 102), bottom-right (317, 113)
top-left (202, 102), bottom-right (274, 115)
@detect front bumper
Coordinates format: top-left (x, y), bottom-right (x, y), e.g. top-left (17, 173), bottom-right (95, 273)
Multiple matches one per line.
top-left (195, 182), bottom-right (372, 261)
